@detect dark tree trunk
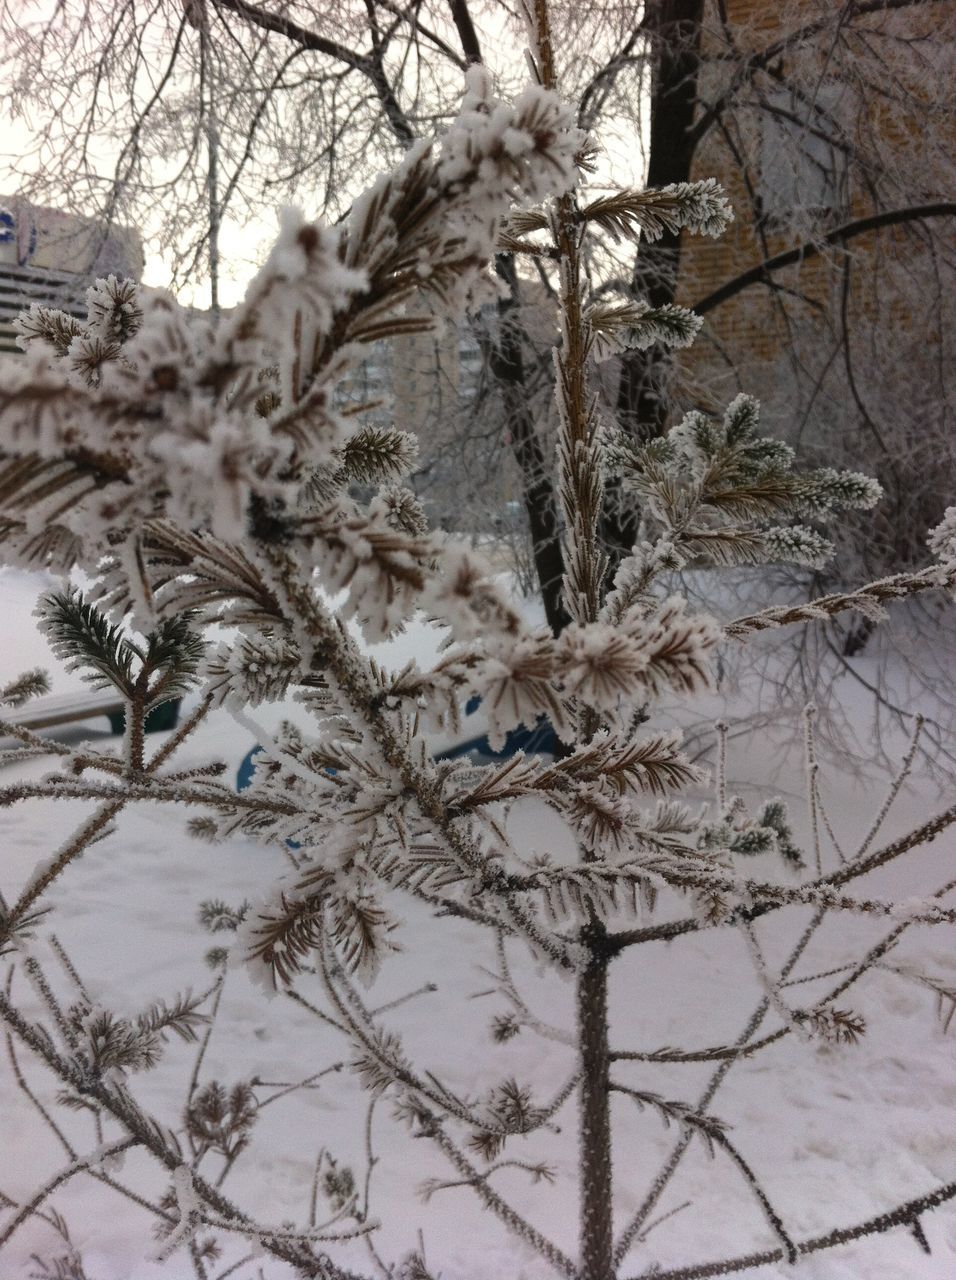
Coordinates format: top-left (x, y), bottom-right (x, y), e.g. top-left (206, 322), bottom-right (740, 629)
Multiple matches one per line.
top-left (617, 0), bottom-right (705, 440)
top-left (577, 924), bottom-right (614, 1280)
top-left (442, 3), bottom-right (569, 637)
top-left (604, 0), bottom-right (705, 571)
top-left (492, 254), bottom-right (570, 637)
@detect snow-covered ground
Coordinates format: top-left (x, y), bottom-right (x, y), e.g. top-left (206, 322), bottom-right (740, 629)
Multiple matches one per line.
top-left (3, 565), bottom-right (956, 1280)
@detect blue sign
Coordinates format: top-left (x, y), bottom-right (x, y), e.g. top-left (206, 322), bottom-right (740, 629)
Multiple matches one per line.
top-left (0, 205), bottom-right (38, 264)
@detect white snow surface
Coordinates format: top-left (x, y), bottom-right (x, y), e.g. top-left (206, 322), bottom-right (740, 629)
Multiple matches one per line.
top-left (3, 565), bottom-right (956, 1279)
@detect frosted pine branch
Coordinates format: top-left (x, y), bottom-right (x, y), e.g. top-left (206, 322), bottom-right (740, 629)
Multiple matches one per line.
top-left (726, 567), bottom-right (953, 638)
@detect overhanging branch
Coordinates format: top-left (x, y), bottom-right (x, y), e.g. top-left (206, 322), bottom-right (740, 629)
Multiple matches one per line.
top-left (689, 0), bottom-right (953, 151)
top-left (692, 202), bottom-right (956, 316)
top-left (212, 0), bottom-right (415, 145)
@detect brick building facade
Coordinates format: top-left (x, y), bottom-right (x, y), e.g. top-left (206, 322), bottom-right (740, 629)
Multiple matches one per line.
top-left (673, 0), bottom-right (955, 409)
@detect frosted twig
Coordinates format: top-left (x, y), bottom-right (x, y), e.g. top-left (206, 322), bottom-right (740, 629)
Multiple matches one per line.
top-left (189, 1238), bottom-right (210, 1280)
top-left (359, 1100), bottom-right (392, 1280)
top-left (151, 695), bottom-right (214, 769)
top-left (199, 1212), bottom-right (381, 1245)
top-left (370, 981), bottom-right (438, 1016)
top-left (633, 1200), bottom-right (692, 1245)
top-left (4, 972), bottom-right (76, 1159)
top-left (620, 1173), bottom-right (956, 1279)
top-left (609, 798), bottom-right (956, 954)
top-left (715, 721), bottom-right (728, 810)
top-left (0, 988), bottom-right (371, 1280)
top-left (725, 567), bottom-right (951, 638)
top-left (0, 777), bottom-right (300, 817)
top-left (814, 787), bottom-right (846, 865)
top-left (315, 935), bottom-right (487, 1130)
top-left (213, 1253), bottom-right (258, 1280)
top-left (487, 930), bottom-right (575, 1046)
top-left (738, 919), bottom-right (809, 1042)
top-left (421, 1110), bottom-right (576, 1277)
top-left (320, 931), bottom-right (579, 1139)
top-left (49, 934), bottom-right (89, 1000)
top-left (802, 705), bottom-right (823, 874)
top-left (149, 1164), bottom-right (202, 1262)
top-left (616, 880), bottom-right (956, 1070)
top-left (780, 962), bottom-right (857, 989)
top-left (185, 972), bottom-right (225, 1116)
top-left (21, 955), bottom-right (79, 1051)
top-left (285, 986), bottom-right (349, 1035)
top-left (309, 1149), bottom-right (324, 1229)
top-left (539, 854), bottom-right (956, 925)
top-left (611, 1083), bottom-right (797, 1264)
top-left (852, 713), bottom-right (924, 861)
top-left (2, 695), bottom-right (217, 941)
top-left (0, 714), bottom-right (125, 775)
top-left (0, 1138), bottom-right (138, 1250)
top-left (614, 909), bottom-right (826, 1262)
top-left (419, 1158), bottom-right (556, 1200)
top-left (4, 801), bottom-right (125, 942)
top-left (256, 1063), bottom-right (345, 1109)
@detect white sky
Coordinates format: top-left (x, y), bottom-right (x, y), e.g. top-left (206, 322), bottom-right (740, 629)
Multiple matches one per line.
top-left (3, 4), bottom-right (649, 312)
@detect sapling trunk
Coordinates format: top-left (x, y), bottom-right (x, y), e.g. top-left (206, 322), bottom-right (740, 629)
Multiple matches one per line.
top-left (578, 925), bottom-right (614, 1280)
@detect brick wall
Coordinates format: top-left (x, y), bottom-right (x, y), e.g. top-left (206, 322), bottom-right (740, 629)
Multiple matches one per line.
top-left (674, 0), bottom-right (955, 403)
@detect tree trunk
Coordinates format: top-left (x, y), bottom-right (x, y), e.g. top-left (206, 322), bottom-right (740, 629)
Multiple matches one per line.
top-left (492, 254), bottom-right (570, 637)
top-left (603, 0), bottom-right (705, 573)
top-left (577, 925), bottom-right (614, 1280)
top-left (617, 0), bottom-right (704, 440)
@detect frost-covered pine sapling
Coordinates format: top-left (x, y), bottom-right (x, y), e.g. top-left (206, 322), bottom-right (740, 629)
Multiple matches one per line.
top-left (3, 1), bottom-right (956, 1275)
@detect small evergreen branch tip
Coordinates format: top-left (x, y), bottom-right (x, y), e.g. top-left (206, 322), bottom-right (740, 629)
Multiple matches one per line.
top-left (379, 484), bottom-right (430, 536)
top-left (243, 881), bottom-right (399, 989)
top-left (84, 276), bottom-right (143, 345)
top-left (610, 393), bottom-right (884, 572)
top-left (0, 668), bottom-right (50, 707)
top-left (0, 900), bottom-right (49, 955)
top-left (35, 591), bottom-right (204, 705)
top-left (491, 1012), bottom-right (522, 1042)
top-left (612, 1086), bottom-right (729, 1155)
top-left (136, 991), bottom-right (209, 1043)
top-left (340, 426), bottom-right (419, 484)
top-left (351, 1027), bottom-right (412, 1098)
top-left (15, 304), bottom-right (85, 356)
top-left (37, 591), bottom-right (138, 696)
top-left (805, 1005), bottom-right (867, 1045)
top-left (588, 301), bottom-right (703, 360)
top-left (185, 1081), bottom-right (258, 1161)
top-left (198, 899), bottom-right (250, 933)
top-left (141, 613), bottom-right (206, 689)
top-left (188, 816), bottom-right (221, 843)
top-left (65, 990), bottom-right (207, 1077)
top-left (580, 178), bottom-right (732, 243)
